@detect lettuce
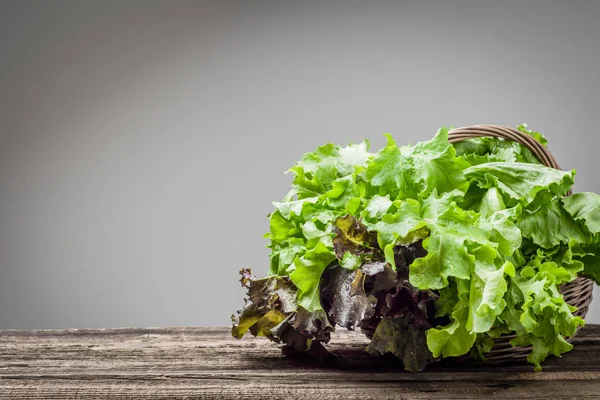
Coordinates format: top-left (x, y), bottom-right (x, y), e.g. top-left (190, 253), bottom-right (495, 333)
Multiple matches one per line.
top-left (233, 125), bottom-right (600, 372)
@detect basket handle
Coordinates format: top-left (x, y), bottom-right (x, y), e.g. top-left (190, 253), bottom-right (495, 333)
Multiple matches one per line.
top-left (448, 124), bottom-right (572, 195)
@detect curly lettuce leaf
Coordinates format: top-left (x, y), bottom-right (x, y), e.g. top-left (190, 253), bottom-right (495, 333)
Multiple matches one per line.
top-left (364, 198), bottom-right (428, 264)
top-left (366, 317), bottom-right (434, 372)
top-left (366, 128), bottom-right (468, 200)
top-left (478, 189), bottom-right (522, 256)
top-left (232, 269), bottom-right (297, 339)
top-left (518, 123), bottom-right (549, 147)
top-left (409, 127), bottom-right (469, 197)
top-left (361, 194), bottom-right (393, 221)
top-left (289, 241), bottom-right (336, 312)
top-left (332, 215), bottom-right (380, 264)
top-left (426, 260), bottom-right (515, 357)
top-left (500, 270), bottom-right (584, 371)
top-left (365, 134), bottom-right (415, 199)
top-left (288, 140), bottom-right (371, 199)
top-left (578, 249), bottom-right (600, 284)
top-left (364, 251), bottom-right (438, 371)
top-left (467, 261), bottom-right (515, 333)
top-left (464, 162), bottom-right (575, 207)
top-left (562, 192), bottom-right (600, 234)
top-left (454, 136), bottom-right (541, 166)
top-left (320, 266), bottom-right (377, 330)
top-left (517, 199), bottom-right (588, 248)
top-left (427, 280), bottom-right (477, 358)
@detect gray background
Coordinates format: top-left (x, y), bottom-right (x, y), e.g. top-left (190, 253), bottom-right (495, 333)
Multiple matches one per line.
top-left (1, 0), bottom-right (599, 329)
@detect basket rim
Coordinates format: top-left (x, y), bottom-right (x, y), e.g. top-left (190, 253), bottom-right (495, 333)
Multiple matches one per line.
top-left (448, 124), bottom-right (564, 181)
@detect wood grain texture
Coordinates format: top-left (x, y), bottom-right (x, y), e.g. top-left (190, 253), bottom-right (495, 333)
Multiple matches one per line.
top-left (1, 326), bottom-right (600, 399)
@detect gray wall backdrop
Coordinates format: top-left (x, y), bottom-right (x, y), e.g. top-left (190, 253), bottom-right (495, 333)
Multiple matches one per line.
top-left (1, 0), bottom-right (600, 329)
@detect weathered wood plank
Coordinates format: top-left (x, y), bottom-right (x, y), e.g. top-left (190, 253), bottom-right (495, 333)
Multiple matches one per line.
top-left (1, 326), bottom-right (600, 399)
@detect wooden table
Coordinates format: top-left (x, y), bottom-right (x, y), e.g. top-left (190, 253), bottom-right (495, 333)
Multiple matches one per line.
top-left (1, 326), bottom-right (600, 399)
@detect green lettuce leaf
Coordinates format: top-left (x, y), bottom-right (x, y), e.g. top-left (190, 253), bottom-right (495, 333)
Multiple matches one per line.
top-left (478, 190), bottom-right (522, 256)
top-left (503, 271), bottom-right (584, 371)
top-left (366, 128), bottom-right (468, 200)
top-left (288, 140), bottom-right (372, 199)
top-left (290, 241), bottom-right (336, 312)
top-left (454, 136), bottom-right (541, 166)
top-left (464, 162), bottom-right (575, 207)
top-left (361, 194), bottom-right (393, 221)
top-left (562, 192), bottom-right (600, 234)
top-left (518, 123), bottom-right (549, 147)
top-left (408, 127), bottom-right (469, 197)
top-left (517, 199), bottom-right (588, 248)
top-left (467, 261), bottom-right (515, 333)
top-left (365, 134), bottom-right (415, 199)
top-left (427, 279), bottom-right (477, 358)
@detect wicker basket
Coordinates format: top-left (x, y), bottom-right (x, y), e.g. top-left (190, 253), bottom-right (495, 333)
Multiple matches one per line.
top-left (362, 125), bottom-right (595, 363)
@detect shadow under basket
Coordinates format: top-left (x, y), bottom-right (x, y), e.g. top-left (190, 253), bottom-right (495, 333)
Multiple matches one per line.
top-left (362, 125), bottom-right (595, 364)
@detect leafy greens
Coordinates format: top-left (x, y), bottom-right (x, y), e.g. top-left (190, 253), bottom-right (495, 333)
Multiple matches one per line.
top-left (233, 124), bottom-right (600, 371)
